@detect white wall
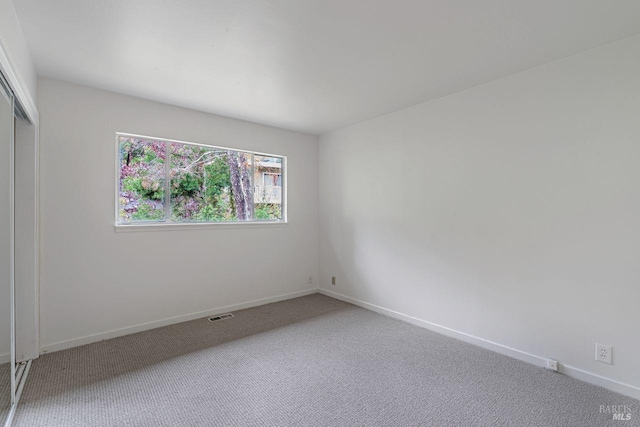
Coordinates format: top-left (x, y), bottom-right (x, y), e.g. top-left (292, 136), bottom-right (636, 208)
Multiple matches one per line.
top-left (319, 35), bottom-right (640, 397)
top-left (38, 78), bottom-right (318, 351)
top-left (0, 0), bottom-right (37, 102)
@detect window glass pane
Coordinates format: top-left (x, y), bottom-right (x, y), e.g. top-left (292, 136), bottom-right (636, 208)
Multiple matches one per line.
top-left (170, 144), bottom-right (254, 222)
top-left (253, 155), bottom-right (283, 220)
top-left (118, 137), bottom-right (166, 223)
top-left (117, 134), bottom-right (285, 225)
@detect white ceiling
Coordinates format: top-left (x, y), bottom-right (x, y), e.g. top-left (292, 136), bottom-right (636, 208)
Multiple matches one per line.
top-left (13, 0), bottom-right (640, 135)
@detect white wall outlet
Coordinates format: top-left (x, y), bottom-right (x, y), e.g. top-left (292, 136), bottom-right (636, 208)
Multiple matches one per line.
top-left (546, 359), bottom-right (558, 372)
top-left (308, 276), bottom-right (313, 284)
top-left (596, 343), bottom-right (612, 365)
top-left (331, 276), bottom-right (336, 286)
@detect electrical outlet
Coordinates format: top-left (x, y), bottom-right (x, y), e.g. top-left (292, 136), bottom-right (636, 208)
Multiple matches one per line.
top-left (546, 359), bottom-right (558, 372)
top-left (331, 276), bottom-right (336, 286)
top-left (596, 343), bottom-right (612, 365)
top-left (308, 276), bottom-right (313, 284)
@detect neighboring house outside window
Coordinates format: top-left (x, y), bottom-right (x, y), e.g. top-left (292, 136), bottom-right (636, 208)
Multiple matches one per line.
top-left (255, 168), bottom-right (282, 205)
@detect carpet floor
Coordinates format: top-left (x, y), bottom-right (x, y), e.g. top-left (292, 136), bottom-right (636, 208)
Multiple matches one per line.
top-left (13, 294), bottom-right (640, 426)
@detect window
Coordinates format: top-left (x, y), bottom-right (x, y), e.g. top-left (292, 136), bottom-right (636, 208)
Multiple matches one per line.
top-left (262, 172), bottom-right (282, 187)
top-left (116, 134), bottom-right (285, 225)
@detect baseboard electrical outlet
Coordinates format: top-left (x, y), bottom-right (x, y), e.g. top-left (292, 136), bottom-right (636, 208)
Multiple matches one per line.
top-left (596, 343), bottom-right (612, 365)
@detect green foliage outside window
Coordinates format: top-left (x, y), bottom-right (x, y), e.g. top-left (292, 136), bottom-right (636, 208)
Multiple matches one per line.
top-left (118, 136), bottom-right (283, 223)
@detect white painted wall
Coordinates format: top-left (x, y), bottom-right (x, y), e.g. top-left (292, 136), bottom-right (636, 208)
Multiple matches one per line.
top-left (37, 78), bottom-right (318, 351)
top-left (0, 0), bottom-right (37, 102)
top-left (319, 35), bottom-right (640, 396)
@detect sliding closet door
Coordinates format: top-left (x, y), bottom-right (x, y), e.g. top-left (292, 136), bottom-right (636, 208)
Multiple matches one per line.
top-left (0, 73), bottom-right (14, 425)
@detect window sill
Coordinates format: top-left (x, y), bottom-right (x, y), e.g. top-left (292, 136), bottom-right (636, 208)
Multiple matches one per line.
top-left (114, 221), bottom-right (288, 233)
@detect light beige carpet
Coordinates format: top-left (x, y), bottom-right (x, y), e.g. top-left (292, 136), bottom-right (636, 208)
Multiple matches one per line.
top-left (13, 294), bottom-right (640, 426)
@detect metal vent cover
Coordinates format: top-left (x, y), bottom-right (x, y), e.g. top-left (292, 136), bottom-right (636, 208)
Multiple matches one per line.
top-left (208, 313), bottom-right (234, 322)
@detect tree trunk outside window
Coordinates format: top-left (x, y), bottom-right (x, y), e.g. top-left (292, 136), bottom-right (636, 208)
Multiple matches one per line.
top-left (227, 150), bottom-right (252, 220)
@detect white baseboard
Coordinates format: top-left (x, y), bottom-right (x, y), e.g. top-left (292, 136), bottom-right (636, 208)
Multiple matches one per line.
top-left (0, 353), bottom-right (8, 364)
top-left (37, 286), bottom-right (640, 400)
top-left (559, 364), bottom-right (640, 401)
top-left (40, 288), bottom-right (318, 355)
top-left (318, 288), bottom-right (640, 401)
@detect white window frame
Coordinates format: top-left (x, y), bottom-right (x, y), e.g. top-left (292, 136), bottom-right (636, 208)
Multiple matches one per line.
top-left (114, 132), bottom-right (287, 231)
